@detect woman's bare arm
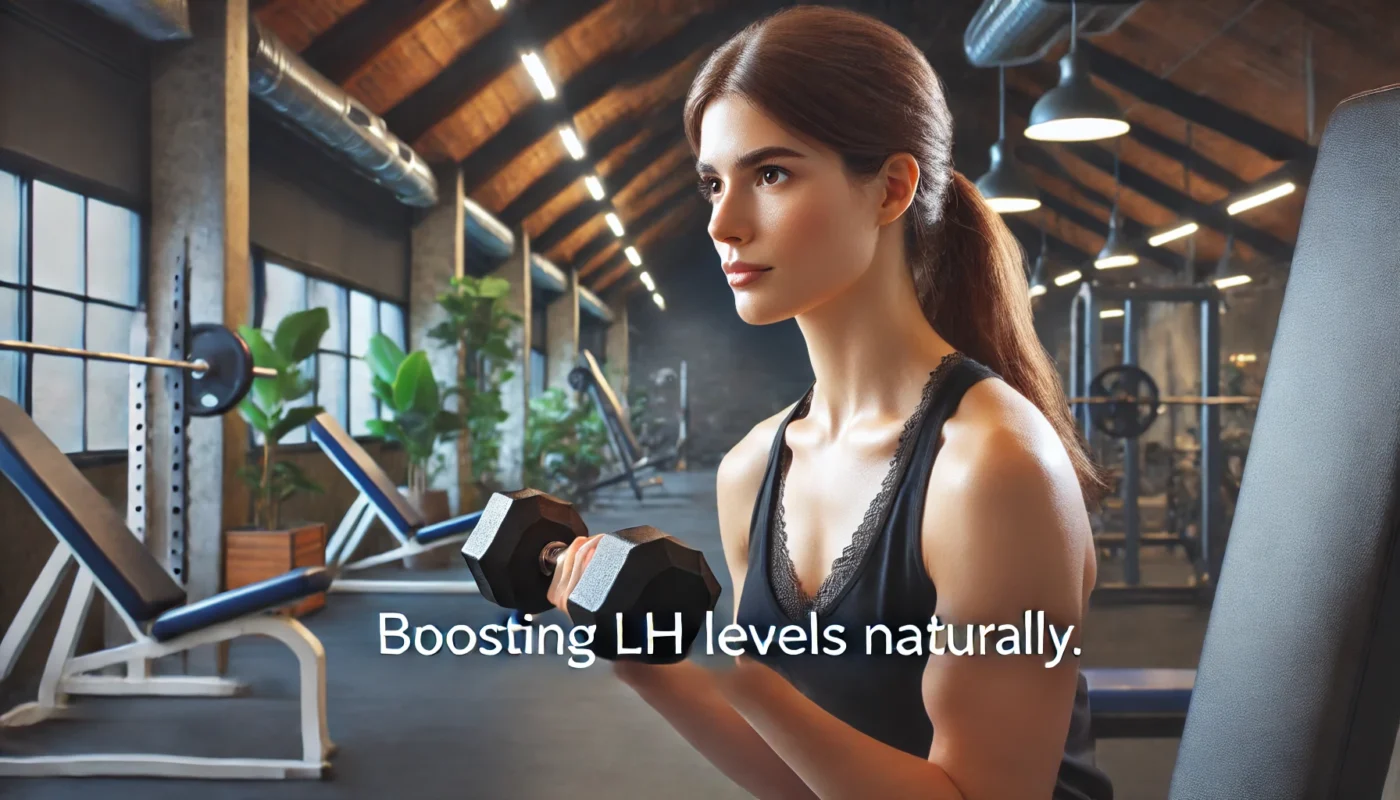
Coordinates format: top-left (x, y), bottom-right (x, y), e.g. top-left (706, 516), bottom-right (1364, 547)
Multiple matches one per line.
top-left (614, 419), bottom-right (816, 799)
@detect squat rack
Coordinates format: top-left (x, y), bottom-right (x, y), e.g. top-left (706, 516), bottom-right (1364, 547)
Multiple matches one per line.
top-left (1069, 281), bottom-right (1228, 605)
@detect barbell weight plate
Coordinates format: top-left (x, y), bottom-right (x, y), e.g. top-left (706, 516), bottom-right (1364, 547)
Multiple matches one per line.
top-left (187, 323), bottom-right (256, 418)
top-left (1088, 364), bottom-right (1161, 440)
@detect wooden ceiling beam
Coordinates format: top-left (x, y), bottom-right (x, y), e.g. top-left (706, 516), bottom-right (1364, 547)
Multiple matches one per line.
top-left (299, 0), bottom-right (454, 84)
top-left (530, 123), bottom-right (684, 254)
top-left (383, 0), bottom-right (604, 144)
top-left (592, 260), bottom-right (635, 293)
top-left (1080, 41), bottom-right (1316, 163)
top-left (499, 97), bottom-right (685, 228)
top-left (459, 1), bottom-right (780, 190)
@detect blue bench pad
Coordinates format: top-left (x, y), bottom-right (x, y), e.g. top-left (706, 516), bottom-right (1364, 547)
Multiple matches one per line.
top-left (415, 510), bottom-right (484, 544)
top-left (150, 567), bottom-right (334, 641)
top-left (309, 414), bottom-right (423, 534)
top-left (1085, 667), bottom-right (1195, 715)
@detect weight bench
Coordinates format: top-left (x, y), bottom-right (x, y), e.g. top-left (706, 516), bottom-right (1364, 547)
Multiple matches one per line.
top-left (1083, 667), bottom-right (1194, 739)
top-left (0, 397), bottom-right (334, 779)
top-left (567, 349), bottom-right (671, 501)
top-left (309, 412), bottom-right (482, 594)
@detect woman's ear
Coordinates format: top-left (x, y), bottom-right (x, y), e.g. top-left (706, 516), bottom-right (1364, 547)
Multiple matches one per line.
top-left (876, 153), bottom-right (920, 227)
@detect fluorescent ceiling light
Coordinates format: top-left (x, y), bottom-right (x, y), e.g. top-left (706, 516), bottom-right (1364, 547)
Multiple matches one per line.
top-left (1148, 222), bottom-right (1199, 247)
top-left (605, 212), bottom-right (624, 237)
top-left (986, 196), bottom-right (1042, 214)
top-left (558, 127), bottom-right (585, 160)
top-left (1214, 274), bottom-right (1253, 289)
top-left (652, 293), bottom-right (665, 310)
top-left (491, 0), bottom-right (508, 9)
top-left (1227, 182), bottom-right (1296, 215)
top-left (1054, 269), bottom-right (1082, 287)
top-left (624, 246), bottom-right (641, 266)
top-left (1029, 284), bottom-right (1047, 298)
top-left (584, 175), bottom-right (604, 200)
top-left (640, 271), bottom-right (655, 292)
top-left (1100, 308), bottom-right (1125, 319)
top-left (1094, 254), bottom-right (1139, 270)
top-left (521, 52), bottom-right (555, 100)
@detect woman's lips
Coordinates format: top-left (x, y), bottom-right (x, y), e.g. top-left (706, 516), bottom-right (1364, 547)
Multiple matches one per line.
top-left (724, 263), bottom-right (772, 288)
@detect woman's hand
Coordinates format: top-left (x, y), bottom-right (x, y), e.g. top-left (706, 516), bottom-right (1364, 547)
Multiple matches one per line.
top-left (545, 533), bottom-right (606, 620)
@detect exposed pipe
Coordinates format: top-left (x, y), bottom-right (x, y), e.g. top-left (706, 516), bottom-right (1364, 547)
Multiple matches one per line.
top-left (68, 0), bottom-right (190, 41)
top-left (248, 20), bottom-right (437, 208)
top-left (964, 0), bottom-right (1141, 68)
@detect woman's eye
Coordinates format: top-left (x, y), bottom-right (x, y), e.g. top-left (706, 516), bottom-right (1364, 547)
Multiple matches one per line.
top-left (760, 167), bottom-right (786, 185)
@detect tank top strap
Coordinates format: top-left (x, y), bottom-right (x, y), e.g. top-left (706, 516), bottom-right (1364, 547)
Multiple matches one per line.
top-left (746, 383), bottom-right (816, 554)
top-left (895, 356), bottom-right (1002, 563)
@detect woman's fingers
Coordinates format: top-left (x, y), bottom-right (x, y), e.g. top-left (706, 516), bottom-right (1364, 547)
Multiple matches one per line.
top-left (546, 534), bottom-right (606, 615)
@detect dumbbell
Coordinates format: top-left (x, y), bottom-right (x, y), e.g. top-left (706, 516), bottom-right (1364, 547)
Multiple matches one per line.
top-left (461, 488), bottom-right (721, 664)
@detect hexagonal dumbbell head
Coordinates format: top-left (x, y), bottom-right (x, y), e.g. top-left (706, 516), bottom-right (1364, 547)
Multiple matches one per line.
top-left (566, 526), bottom-right (722, 664)
top-left (461, 489), bottom-right (588, 614)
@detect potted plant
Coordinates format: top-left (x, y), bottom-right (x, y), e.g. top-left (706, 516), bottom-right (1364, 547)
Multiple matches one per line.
top-left (524, 387), bottom-right (611, 507)
top-left (227, 307), bottom-right (330, 616)
top-left (428, 275), bottom-right (520, 510)
top-left (364, 333), bottom-right (464, 569)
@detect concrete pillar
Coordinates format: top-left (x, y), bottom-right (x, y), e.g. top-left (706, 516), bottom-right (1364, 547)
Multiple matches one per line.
top-left (148, 0), bottom-right (251, 674)
top-left (546, 271), bottom-right (581, 399)
top-left (409, 164), bottom-right (465, 512)
top-left (604, 303), bottom-right (629, 416)
top-left (492, 231), bottom-right (532, 489)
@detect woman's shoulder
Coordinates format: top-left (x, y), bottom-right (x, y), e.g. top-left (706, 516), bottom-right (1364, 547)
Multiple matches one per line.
top-left (716, 401), bottom-right (793, 500)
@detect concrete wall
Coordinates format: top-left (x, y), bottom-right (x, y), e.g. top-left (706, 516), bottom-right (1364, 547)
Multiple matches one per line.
top-left (0, 2), bottom-right (416, 707)
top-left (249, 109), bottom-right (412, 303)
top-left (626, 228), bottom-right (812, 467)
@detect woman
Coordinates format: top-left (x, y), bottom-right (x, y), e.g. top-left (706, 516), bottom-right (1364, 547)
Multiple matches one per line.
top-left (547, 7), bottom-right (1112, 799)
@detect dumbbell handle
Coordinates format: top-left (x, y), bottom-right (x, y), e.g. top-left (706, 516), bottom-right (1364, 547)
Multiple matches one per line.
top-left (538, 541), bottom-right (571, 577)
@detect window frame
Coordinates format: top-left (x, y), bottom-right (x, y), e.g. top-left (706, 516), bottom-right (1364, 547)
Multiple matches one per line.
top-left (0, 160), bottom-right (146, 460)
top-left (250, 247), bottom-right (408, 445)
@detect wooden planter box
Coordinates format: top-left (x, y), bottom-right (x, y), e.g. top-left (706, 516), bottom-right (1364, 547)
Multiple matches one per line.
top-left (225, 522), bottom-right (327, 618)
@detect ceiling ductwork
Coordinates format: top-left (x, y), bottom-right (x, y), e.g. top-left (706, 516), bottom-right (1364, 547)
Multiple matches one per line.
top-left (964, 0), bottom-right (1142, 67)
top-left (68, 0), bottom-right (190, 40)
top-left (62, 0), bottom-right (438, 208)
top-left (248, 20), bottom-right (437, 208)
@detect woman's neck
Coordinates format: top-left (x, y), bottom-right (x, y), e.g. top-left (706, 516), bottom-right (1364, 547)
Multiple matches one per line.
top-left (795, 250), bottom-right (956, 435)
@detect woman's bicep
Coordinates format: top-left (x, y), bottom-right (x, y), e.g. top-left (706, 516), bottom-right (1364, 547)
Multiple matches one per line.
top-left (920, 430), bottom-right (1090, 798)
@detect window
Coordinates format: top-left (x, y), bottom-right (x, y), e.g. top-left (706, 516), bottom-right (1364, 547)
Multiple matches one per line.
top-left (254, 257), bottom-right (406, 442)
top-left (0, 169), bottom-right (142, 454)
top-left (529, 347), bottom-right (547, 398)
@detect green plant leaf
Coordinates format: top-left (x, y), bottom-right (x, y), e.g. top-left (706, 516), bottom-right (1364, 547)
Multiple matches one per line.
top-left (366, 333), bottom-right (407, 385)
top-left (393, 351), bottom-right (439, 415)
top-left (240, 327), bottom-right (287, 411)
top-left (273, 308), bottom-right (330, 364)
top-left (269, 405), bottom-right (324, 443)
top-left (478, 276), bottom-right (511, 299)
top-left (371, 376), bottom-right (395, 407)
top-left (238, 396), bottom-right (270, 433)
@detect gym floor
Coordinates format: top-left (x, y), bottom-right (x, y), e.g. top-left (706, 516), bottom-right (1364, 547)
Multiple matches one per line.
top-left (1, 469), bottom-right (1208, 799)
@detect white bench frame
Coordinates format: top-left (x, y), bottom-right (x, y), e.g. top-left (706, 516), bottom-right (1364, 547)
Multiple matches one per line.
top-left (0, 542), bottom-right (333, 780)
top-left (323, 492), bottom-right (480, 595)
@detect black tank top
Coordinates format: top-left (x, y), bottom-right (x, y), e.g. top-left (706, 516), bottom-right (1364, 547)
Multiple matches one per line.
top-left (735, 353), bottom-right (1113, 800)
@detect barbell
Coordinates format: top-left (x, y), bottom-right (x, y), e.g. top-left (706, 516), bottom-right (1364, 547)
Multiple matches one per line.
top-left (1067, 364), bottom-right (1259, 439)
top-left (0, 324), bottom-right (276, 417)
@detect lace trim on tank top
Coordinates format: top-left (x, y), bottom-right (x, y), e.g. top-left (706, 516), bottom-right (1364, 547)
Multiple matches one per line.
top-left (770, 352), bottom-right (964, 620)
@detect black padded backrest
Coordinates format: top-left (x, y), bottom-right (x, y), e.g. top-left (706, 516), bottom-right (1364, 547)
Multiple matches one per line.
top-left (308, 411), bottom-right (424, 532)
top-left (578, 349), bottom-right (642, 463)
top-left (0, 397), bottom-right (185, 621)
top-left (1170, 85), bottom-right (1400, 799)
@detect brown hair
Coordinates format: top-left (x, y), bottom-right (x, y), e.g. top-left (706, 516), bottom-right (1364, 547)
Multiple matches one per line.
top-left (684, 6), bottom-right (1106, 507)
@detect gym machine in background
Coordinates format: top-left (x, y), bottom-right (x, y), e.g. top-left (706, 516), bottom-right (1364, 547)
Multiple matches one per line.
top-left (1068, 281), bottom-right (1258, 606)
top-left (568, 350), bottom-right (682, 502)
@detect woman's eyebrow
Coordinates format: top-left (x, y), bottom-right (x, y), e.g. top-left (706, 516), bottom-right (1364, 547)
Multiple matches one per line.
top-left (695, 146), bottom-right (806, 175)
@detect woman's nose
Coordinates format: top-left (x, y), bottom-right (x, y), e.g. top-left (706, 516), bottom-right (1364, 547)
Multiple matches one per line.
top-left (708, 191), bottom-right (752, 246)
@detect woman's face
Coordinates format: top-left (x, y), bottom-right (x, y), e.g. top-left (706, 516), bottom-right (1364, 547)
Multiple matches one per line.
top-left (695, 96), bottom-right (891, 325)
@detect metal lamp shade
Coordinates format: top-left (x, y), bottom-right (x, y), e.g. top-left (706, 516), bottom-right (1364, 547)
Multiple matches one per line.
top-left (976, 140), bottom-right (1041, 213)
top-left (1025, 51), bottom-right (1130, 142)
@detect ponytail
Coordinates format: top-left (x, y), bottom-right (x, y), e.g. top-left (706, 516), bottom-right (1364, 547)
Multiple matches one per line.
top-left (916, 173), bottom-right (1108, 509)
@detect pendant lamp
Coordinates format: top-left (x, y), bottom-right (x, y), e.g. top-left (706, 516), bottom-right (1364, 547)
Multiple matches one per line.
top-left (1025, 0), bottom-right (1130, 142)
